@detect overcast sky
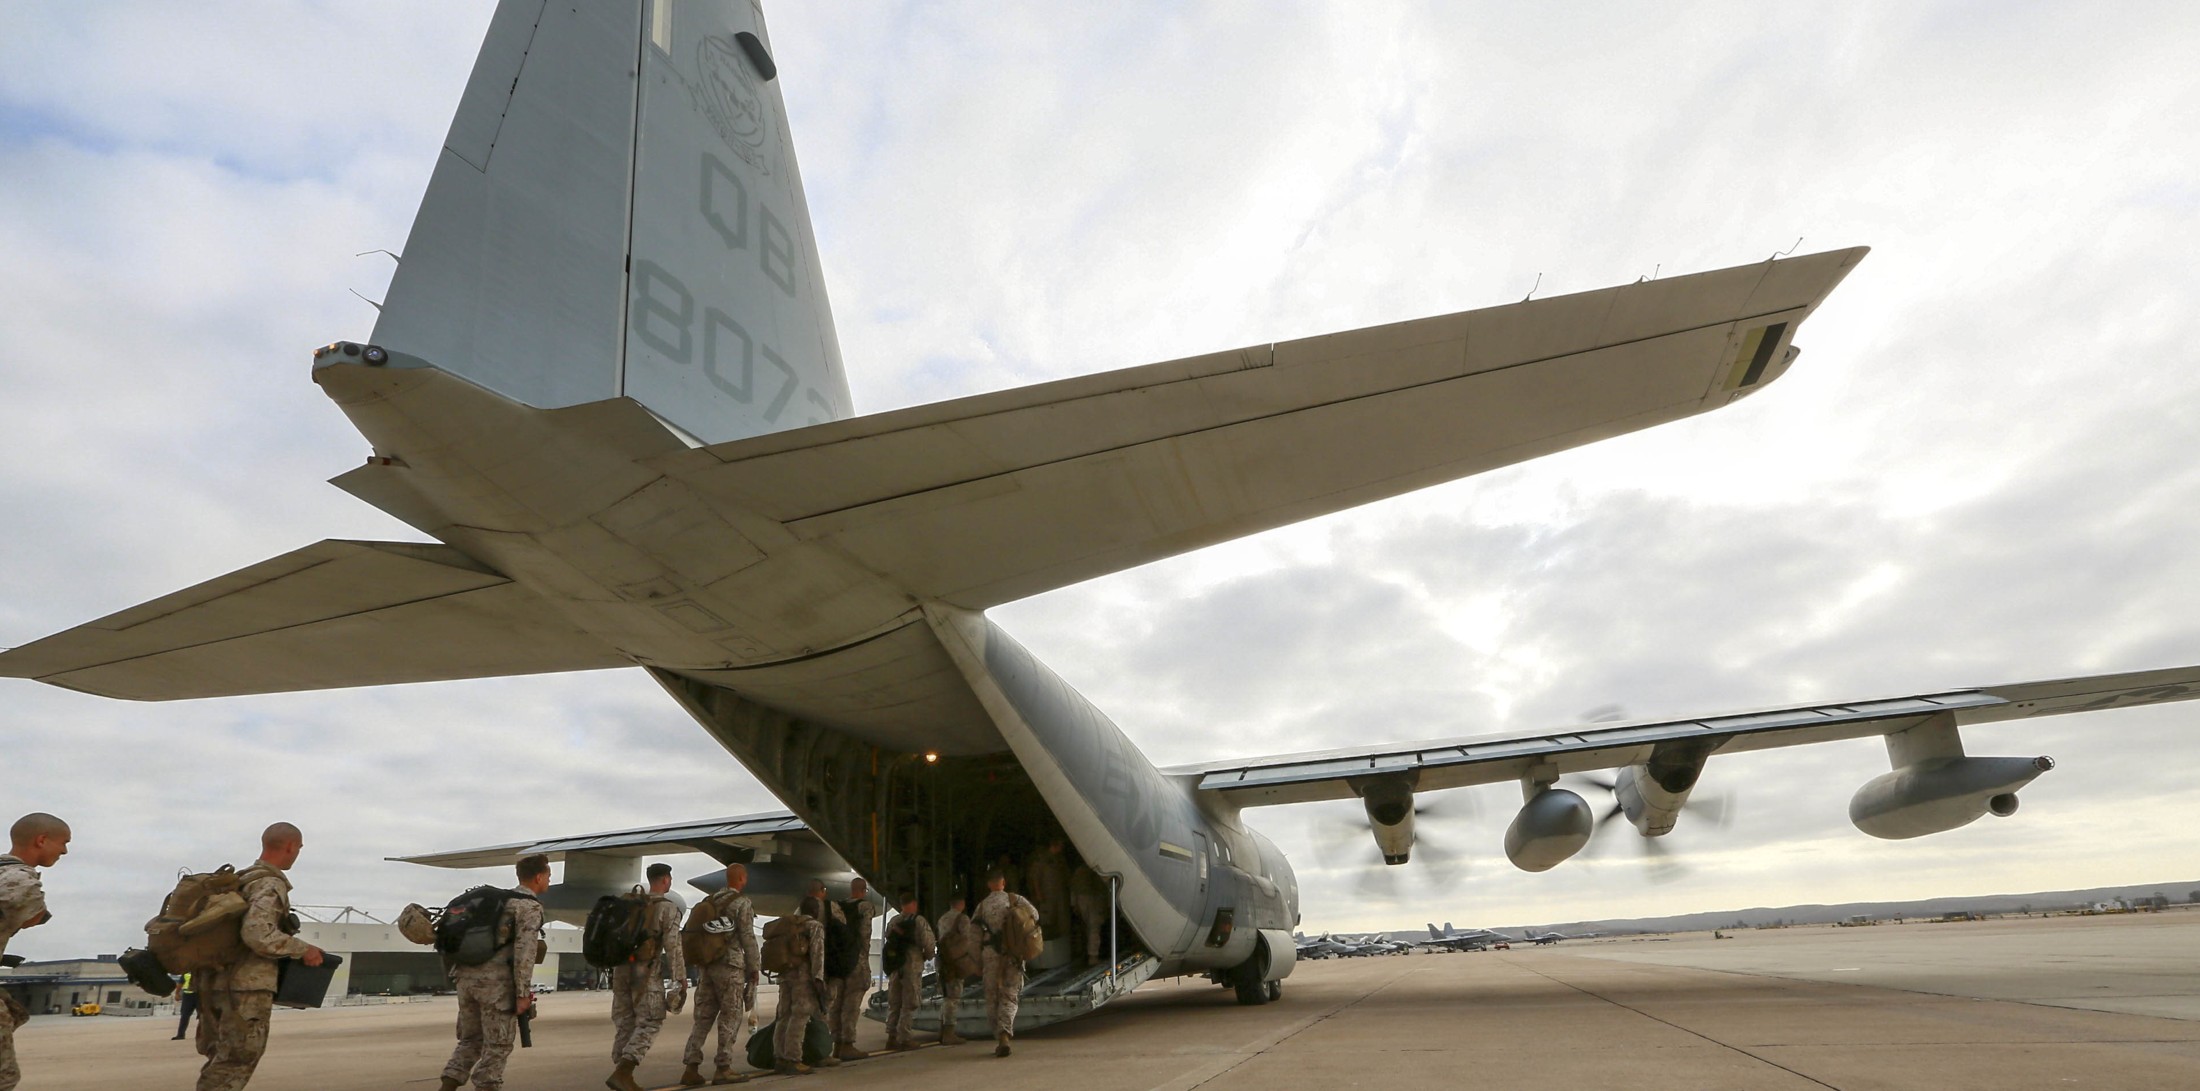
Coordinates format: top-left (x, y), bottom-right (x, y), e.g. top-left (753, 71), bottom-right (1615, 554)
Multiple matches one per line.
top-left (4, 2), bottom-right (2199, 960)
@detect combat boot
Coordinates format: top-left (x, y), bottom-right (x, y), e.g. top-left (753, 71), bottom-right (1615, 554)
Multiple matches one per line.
top-left (438, 1080), bottom-right (462, 1091)
top-left (940, 1027), bottom-right (965, 1045)
top-left (773, 1060), bottom-right (811, 1076)
top-left (710, 1065), bottom-right (749, 1084)
top-left (679, 1063), bottom-right (707, 1086)
top-left (994, 1031), bottom-right (1012, 1057)
top-left (605, 1060), bottom-right (644, 1091)
top-left (833, 1043), bottom-right (866, 1061)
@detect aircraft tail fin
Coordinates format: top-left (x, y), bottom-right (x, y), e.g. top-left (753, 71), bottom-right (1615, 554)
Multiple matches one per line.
top-left (371, 0), bottom-right (850, 445)
top-left (1427, 923), bottom-right (1442, 938)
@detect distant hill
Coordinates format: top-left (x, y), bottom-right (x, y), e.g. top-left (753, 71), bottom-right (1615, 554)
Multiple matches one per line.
top-left (1362, 880), bottom-right (2200, 943)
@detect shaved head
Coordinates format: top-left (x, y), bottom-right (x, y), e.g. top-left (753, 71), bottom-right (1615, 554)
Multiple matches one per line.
top-left (259, 822), bottom-right (304, 870)
top-left (9, 812), bottom-right (68, 845)
top-left (9, 813), bottom-right (70, 866)
top-left (725, 862), bottom-right (748, 891)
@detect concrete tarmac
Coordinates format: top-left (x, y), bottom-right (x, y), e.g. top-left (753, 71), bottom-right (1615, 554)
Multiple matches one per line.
top-left (14, 912), bottom-right (2198, 1089)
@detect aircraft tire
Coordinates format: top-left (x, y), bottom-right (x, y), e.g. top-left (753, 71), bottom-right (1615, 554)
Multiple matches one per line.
top-left (1233, 973), bottom-right (1269, 1006)
top-left (1265, 980), bottom-right (1282, 1002)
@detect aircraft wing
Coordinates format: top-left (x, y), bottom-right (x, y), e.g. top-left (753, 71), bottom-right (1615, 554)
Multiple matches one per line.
top-left (1173, 662), bottom-right (2200, 807)
top-left (0, 539), bottom-right (629, 700)
top-left (662, 248), bottom-right (1867, 609)
top-left (391, 809), bottom-right (813, 868)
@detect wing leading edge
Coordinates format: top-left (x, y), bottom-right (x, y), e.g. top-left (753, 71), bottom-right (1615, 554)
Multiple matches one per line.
top-left (1178, 662), bottom-right (2200, 808)
top-left (0, 539), bottom-right (629, 700)
top-left (660, 248), bottom-right (1868, 609)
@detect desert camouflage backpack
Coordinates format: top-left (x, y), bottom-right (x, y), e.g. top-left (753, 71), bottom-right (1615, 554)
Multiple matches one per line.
top-left (984, 897), bottom-right (1044, 962)
top-left (759, 913), bottom-right (812, 975)
top-left (145, 864), bottom-right (272, 976)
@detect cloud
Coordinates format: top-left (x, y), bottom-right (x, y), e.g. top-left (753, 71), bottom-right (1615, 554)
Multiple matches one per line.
top-left (5, 0), bottom-right (2200, 957)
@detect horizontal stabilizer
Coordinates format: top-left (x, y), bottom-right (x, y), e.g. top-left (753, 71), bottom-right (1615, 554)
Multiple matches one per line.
top-left (0, 539), bottom-right (629, 700)
top-left (663, 248), bottom-right (1867, 608)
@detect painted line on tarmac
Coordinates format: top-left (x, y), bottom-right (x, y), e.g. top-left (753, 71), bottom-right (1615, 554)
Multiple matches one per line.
top-left (1508, 958), bottom-right (1842, 1090)
top-left (1141, 963), bottom-right (1425, 1091)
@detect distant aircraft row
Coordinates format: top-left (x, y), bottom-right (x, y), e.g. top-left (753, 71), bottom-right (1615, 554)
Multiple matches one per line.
top-left (1292, 923), bottom-right (1602, 958)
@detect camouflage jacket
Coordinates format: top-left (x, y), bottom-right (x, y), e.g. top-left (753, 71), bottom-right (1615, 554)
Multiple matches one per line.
top-left (0, 855), bottom-right (47, 959)
top-left (208, 863), bottom-right (314, 992)
top-left (647, 893), bottom-right (686, 985)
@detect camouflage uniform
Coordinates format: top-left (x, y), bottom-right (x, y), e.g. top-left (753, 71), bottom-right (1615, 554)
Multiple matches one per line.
top-left (974, 890), bottom-right (1037, 1039)
top-left (0, 855), bottom-right (50, 1091)
top-left (1069, 865), bottom-right (1109, 963)
top-left (770, 914), bottom-right (827, 1066)
top-left (440, 890), bottom-right (543, 1091)
top-left (681, 888), bottom-right (758, 1075)
top-left (932, 906), bottom-right (979, 1039)
top-left (197, 863), bottom-right (313, 1091)
top-left (823, 897), bottom-right (874, 1053)
top-left (1026, 846), bottom-right (1070, 937)
top-left (881, 912), bottom-right (936, 1049)
top-left (610, 895), bottom-right (687, 1065)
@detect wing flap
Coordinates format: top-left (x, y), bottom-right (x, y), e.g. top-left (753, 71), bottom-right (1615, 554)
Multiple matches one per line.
top-left (0, 539), bottom-right (629, 700)
top-left (667, 249), bottom-right (1867, 608)
top-left (1182, 663), bottom-right (2200, 808)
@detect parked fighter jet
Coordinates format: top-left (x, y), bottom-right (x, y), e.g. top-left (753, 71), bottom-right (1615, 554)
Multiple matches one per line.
top-left (7, 0), bottom-right (2200, 1035)
top-left (1421, 923), bottom-right (1508, 952)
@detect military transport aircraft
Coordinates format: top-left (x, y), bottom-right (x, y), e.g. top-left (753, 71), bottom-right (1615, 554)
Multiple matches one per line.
top-left (6, 0), bottom-right (2200, 1034)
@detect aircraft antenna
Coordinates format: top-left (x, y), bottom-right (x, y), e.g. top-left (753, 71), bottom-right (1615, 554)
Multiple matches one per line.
top-left (1771, 237), bottom-right (1803, 260)
top-left (354, 249), bottom-right (402, 262)
top-left (348, 288), bottom-right (385, 312)
top-left (1521, 272), bottom-right (1542, 302)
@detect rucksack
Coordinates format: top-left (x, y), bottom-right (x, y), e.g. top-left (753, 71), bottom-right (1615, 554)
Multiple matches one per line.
top-left (434, 886), bottom-right (526, 967)
top-left (759, 914), bottom-right (811, 975)
top-left (822, 901), bottom-right (863, 978)
top-left (880, 914), bottom-right (915, 970)
top-left (680, 891), bottom-right (738, 967)
top-left (144, 864), bottom-right (266, 976)
top-left (582, 888), bottom-right (657, 969)
top-left (938, 917), bottom-right (978, 979)
top-left (982, 896), bottom-right (1044, 962)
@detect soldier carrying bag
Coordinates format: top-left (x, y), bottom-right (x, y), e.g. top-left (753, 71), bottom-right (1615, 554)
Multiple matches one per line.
top-left (140, 864), bottom-right (278, 980)
top-left (822, 901), bottom-right (864, 979)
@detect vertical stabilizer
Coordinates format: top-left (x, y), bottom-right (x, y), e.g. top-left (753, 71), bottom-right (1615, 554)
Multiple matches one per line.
top-left (372, 0), bottom-right (852, 444)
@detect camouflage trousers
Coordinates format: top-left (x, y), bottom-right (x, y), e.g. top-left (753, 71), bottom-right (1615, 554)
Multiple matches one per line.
top-left (1, 994), bottom-right (21, 1091)
top-left (682, 964), bottom-right (748, 1071)
top-left (772, 968), bottom-right (819, 1065)
top-left (610, 962), bottom-right (668, 1065)
top-left (937, 973), bottom-right (966, 1038)
top-left (823, 969), bottom-right (868, 1049)
top-left (980, 950), bottom-right (1024, 1038)
top-left (1072, 893), bottom-right (1107, 962)
top-left (442, 966), bottom-right (519, 1090)
top-left (884, 966), bottom-right (922, 1046)
top-left (195, 988), bottom-right (274, 1091)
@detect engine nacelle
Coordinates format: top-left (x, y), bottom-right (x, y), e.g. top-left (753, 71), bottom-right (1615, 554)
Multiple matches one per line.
top-left (1849, 755), bottom-right (2054, 840)
top-left (1504, 787), bottom-right (1593, 871)
top-left (1359, 777), bottom-right (1416, 864)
